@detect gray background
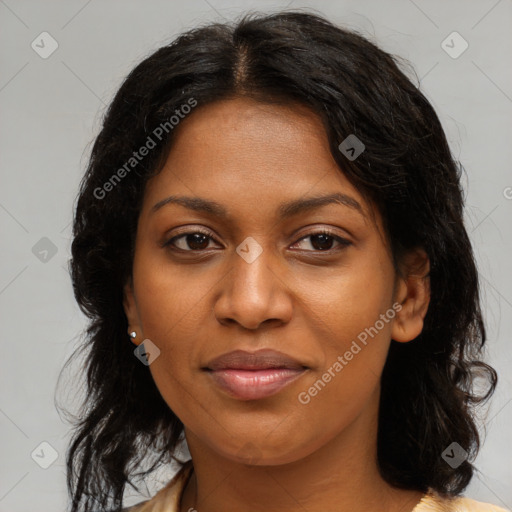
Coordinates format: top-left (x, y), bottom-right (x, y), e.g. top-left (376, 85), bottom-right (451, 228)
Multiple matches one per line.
top-left (1, 0), bottom-right (511, 510)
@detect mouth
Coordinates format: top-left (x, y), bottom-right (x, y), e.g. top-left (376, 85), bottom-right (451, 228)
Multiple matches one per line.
top-left (203, 349), bottom-right (309, 401)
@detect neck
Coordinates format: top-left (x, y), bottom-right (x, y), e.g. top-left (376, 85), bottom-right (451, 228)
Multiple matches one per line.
top-left (179, 390), bottom-right (425, 512)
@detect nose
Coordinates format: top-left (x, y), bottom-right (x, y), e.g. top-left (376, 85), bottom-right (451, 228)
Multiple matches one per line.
top-left (213, 243), bottom-right (293, 331)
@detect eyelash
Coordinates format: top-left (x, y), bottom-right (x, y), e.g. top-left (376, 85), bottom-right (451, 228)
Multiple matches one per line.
top-left (163, 228), bottom-right (351, 254)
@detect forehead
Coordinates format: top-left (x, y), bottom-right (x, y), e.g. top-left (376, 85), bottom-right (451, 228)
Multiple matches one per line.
top-left (141, 97), bottom-right (376, 226)
top-left (159, 96), bottom-right (333, 170)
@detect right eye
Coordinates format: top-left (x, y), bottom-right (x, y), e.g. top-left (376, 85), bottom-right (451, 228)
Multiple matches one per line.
top-left (163, 230), bottom-right (219, 252)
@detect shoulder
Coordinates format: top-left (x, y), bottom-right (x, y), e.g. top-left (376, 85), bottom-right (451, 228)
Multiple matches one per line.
top-left (414, 491), bottom-right (510, 512)
top-left (121, 459), bottom-right (194, 512)
top-left (450, 497), bottom-right (510, 512)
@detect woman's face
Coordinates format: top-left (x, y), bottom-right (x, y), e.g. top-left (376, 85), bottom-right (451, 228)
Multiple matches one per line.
top-left (124, 97), bottom-right (425, 465)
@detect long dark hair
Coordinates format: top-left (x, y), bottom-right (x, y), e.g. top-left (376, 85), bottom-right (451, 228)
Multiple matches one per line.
top-left (58, 9), bottom-right (497, 511)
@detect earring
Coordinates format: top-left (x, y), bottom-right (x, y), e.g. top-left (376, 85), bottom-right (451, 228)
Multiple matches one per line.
top-left (130, 331), bottom-right (137, 339)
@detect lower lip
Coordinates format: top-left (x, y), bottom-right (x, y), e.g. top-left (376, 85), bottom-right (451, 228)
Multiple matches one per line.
top-left (207, 368), bottom-right (306, 400)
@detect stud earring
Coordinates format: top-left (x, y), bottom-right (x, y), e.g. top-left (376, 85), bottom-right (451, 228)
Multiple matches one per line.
top-left (130, 331), bottom-right (137, 339)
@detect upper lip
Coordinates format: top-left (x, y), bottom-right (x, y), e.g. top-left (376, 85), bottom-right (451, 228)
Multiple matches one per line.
top-left (204, 349), bottom-right (307, 371)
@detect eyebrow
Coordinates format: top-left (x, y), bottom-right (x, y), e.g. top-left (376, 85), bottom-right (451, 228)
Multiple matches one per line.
top-left (150, 192), bottom-right (365, 220)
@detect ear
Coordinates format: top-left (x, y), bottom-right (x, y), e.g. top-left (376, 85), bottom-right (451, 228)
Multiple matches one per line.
top-left (123, 278), bottom-right (143, 346)
top-left (391, 247), bottom-right (430, 343)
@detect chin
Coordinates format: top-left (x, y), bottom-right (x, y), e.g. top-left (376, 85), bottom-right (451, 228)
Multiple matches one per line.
top-left (218, 434), bottom-right (321, 467)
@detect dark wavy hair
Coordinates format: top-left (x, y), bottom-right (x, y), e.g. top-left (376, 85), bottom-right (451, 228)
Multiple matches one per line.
top-left (58, 9), bottom-right (498, 512)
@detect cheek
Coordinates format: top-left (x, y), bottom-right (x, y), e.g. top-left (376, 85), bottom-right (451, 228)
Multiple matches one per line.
top-left (298, 293), bottom-right (394, 413)
top-left (131, 251), bottom-right (202, 399)
top-left (301, 250), bottom-right (396, 350)
top-left (133, 243), bottom-right (209, 338)
top-left (291, 253), bottom-right (395, 416)
top-left (287, 306), bottom-right (394, 461)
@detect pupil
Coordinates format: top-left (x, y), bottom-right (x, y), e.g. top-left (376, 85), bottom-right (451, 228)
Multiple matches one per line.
top-left (311, 234), bottom-right (333, 251)
top-left (187, 233), bottom-right (209, 250)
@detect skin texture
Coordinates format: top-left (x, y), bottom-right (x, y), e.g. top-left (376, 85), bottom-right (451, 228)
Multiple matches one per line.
top-left (123, 97), bottom-right (430, 512)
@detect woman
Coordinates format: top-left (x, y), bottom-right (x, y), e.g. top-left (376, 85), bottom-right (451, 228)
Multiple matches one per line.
top-left (62, 10), bottom-right (508, 512)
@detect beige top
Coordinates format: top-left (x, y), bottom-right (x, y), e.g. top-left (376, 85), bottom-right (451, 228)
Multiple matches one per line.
top-left (125, 460), bottom-right (510, 512)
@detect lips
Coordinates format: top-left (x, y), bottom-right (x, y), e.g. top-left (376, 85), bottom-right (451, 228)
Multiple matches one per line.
top-left (203, 349), bottom-right (308, 401)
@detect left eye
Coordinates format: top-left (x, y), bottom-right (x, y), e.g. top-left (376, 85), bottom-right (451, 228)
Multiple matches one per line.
top-left (292, 230), bottom-right (351, 252)
top-left (164, 230), bottom-right (351, 252)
